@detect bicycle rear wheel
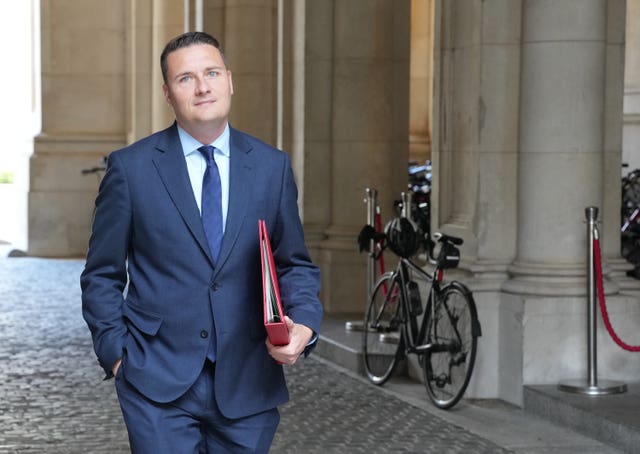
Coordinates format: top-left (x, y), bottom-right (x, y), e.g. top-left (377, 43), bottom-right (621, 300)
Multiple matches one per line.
top-left (363, 273), bottom-right (404, 385)
top-left (422, 282), bottom-right (479, 409)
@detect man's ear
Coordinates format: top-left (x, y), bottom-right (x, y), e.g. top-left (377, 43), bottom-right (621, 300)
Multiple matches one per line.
top-left (162, 84), bottom-right (171, 103)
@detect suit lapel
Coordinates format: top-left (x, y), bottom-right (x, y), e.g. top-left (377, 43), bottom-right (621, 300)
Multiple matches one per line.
top-left (152, 124), bottom-right (214, 265)
top-left (214, 128), bottom-right (255, 276)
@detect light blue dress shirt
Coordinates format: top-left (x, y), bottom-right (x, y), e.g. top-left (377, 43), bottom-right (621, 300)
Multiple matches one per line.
top-left (178, 123), bottom-right (231, 232)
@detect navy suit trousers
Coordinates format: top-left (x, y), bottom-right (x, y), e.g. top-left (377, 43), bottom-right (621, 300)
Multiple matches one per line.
top-left (115, 361), bottom-right (280, 453)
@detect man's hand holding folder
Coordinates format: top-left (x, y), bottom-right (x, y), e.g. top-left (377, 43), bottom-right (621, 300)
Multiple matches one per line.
top-left (266, 316), bottom-right (313, 365)
top-left (259, 220), bottom-right (314, 365)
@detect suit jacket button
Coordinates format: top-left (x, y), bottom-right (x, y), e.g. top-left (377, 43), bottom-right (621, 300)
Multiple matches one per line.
top-left (211, 283), bottom-right (219, 291)
top-left (200, 330), bottom-right (208, 339)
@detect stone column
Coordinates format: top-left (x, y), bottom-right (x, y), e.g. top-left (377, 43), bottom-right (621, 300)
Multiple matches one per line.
top-left (302, 0), bottom-right (334, 255)
top-left (500, 0), bottom-right (640, 403)
top-left (504, 0), bottom-right (609, 296)
top-left (616, 0), bottom-right (640, 294)
top-left (218, 0), bottom-right (278, 143)
top-left (30, 0), bottom-right (129, 256)
top-left (129, 0), bottom-right (183, 142)
top-left (622, 0), bottom-right (640, 171)
top-left (312, 0), bottom-right (410, 314)
top-left (409, 0), bottom-right (433, 163)
top-left (432, 0), bottom-right (639, 406)
top-left (431, 0), bottom-right (522, 402)
top-left (283, 1), bottom-right (306, 217)
top-left (149, 1), bottom-right (184, 134)
top-left (432, 0), bottom-right (520, 287)
top-left (603, 0), bottom-right (638, 290)
top-left (30, 0), bottom-right (182, 257)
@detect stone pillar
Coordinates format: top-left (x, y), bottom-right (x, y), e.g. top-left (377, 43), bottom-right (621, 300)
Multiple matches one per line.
top-left (30, 0), bottom-right (182, 257)
top-left (432, 0), bottom-right (522, 401)
top-left (409, 0), bottom-right (433, 163)
top-left (500, 0), bottom-right (640, 403)
top-left (284, 1), bottom-right (306, 216)
top-left (30, 0), bottom-right (129, 256)
top-left (302, 0), bottom-right (334, 255)
top-left (218, 0), bottom-right (278, 143)
top-left (310, 0), bottom-right (410, 314)
top-left (434, 0), bottom-right (639, 406)
top-left (432, 0), bottom-right (520, 286)
top-left (129, 0), bottom-right (182, 142)
top-left (149, 1), bottom-right (184, 134)
top-left (603, 0), bottom-right (638, 290)
top-left (622, 0), bottom-right (640, 171)
top-left (505, 0), bottom-right (609, 295)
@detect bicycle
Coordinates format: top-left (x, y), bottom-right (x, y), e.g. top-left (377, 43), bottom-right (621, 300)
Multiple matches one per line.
top-left (362, 211), bottom-right (481, 409)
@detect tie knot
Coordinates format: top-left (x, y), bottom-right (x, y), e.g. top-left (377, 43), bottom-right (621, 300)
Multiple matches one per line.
top-left (198, 145), bottom-right (216, 163)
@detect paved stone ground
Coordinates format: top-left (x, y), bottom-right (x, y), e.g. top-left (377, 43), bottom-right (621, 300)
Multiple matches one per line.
top-left (0, 257), bottom-right (512, 453)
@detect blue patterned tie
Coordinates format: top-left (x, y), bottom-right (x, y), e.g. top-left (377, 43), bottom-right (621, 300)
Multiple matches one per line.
top-left (198, 145), bottom-right (222, 363)
top-left (198, 145), bottom-right (223, 262)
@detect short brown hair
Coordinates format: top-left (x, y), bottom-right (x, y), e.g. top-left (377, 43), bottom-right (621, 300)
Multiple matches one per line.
top-left (160, 31), bottom-right (227, 83)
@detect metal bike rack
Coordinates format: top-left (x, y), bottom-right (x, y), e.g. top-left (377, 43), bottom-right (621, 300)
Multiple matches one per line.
top-left (558, 207), bottom-right (627, 396)
top-left (346, 188), bottom-right (379, 332)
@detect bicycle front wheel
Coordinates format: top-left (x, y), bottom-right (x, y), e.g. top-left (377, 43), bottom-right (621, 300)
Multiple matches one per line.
top-left (422, 282), bottom-right (479, 409)
top-left (363, 272), bottom-right (404, 385)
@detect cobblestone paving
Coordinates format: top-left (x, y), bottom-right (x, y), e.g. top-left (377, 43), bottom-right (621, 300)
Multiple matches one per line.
top-left (0, 257), bottom-right (512, 453)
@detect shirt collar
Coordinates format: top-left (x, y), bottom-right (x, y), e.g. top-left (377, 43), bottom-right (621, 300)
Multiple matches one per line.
top-left (178, 123), bottom-right (231, 157)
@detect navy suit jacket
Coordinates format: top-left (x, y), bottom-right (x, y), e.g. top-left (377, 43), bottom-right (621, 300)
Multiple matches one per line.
top-left (81, 123), bottom-right (322, 419)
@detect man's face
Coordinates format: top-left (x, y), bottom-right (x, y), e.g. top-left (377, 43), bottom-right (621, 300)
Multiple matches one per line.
top-left (163, 43), bottom-right (234, 136)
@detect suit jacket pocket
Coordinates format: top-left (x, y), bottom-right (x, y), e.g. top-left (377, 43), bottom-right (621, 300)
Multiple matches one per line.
top-left (122, 302), bottom-right (163, 336)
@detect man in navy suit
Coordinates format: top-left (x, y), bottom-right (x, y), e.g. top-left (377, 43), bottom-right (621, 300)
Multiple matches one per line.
top-left (81, 31), bottom-right (322, 453)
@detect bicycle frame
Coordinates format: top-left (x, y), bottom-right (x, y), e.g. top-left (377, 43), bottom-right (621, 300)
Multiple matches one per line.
top-left (390, 257), bottom-right (441, 356)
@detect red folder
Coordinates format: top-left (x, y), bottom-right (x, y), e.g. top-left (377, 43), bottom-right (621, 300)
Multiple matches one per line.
top-left (259, 220), bottom-right (290, 345)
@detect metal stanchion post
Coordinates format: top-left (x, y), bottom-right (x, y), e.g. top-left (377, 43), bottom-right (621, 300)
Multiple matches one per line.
top-left (399, 191), bottom-right (411, 219)
top-left (558, 207), bottom-right (627, 395)
top-left (366, 188), bottom-right (378, 300)
top-left (346, 188), bottom-right (379, 332)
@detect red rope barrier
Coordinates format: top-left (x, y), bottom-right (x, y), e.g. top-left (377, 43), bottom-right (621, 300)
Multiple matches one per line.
top-left (593, 237), bottom-right (640, 352)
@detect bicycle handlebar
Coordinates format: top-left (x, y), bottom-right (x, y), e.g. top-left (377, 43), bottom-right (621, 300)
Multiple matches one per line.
top-left (81, 156), bottom-right (108, 175)
top-left (81, 166), bottom-right (106, 175)
top-left (358, 219), bottom-right (463, 266)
